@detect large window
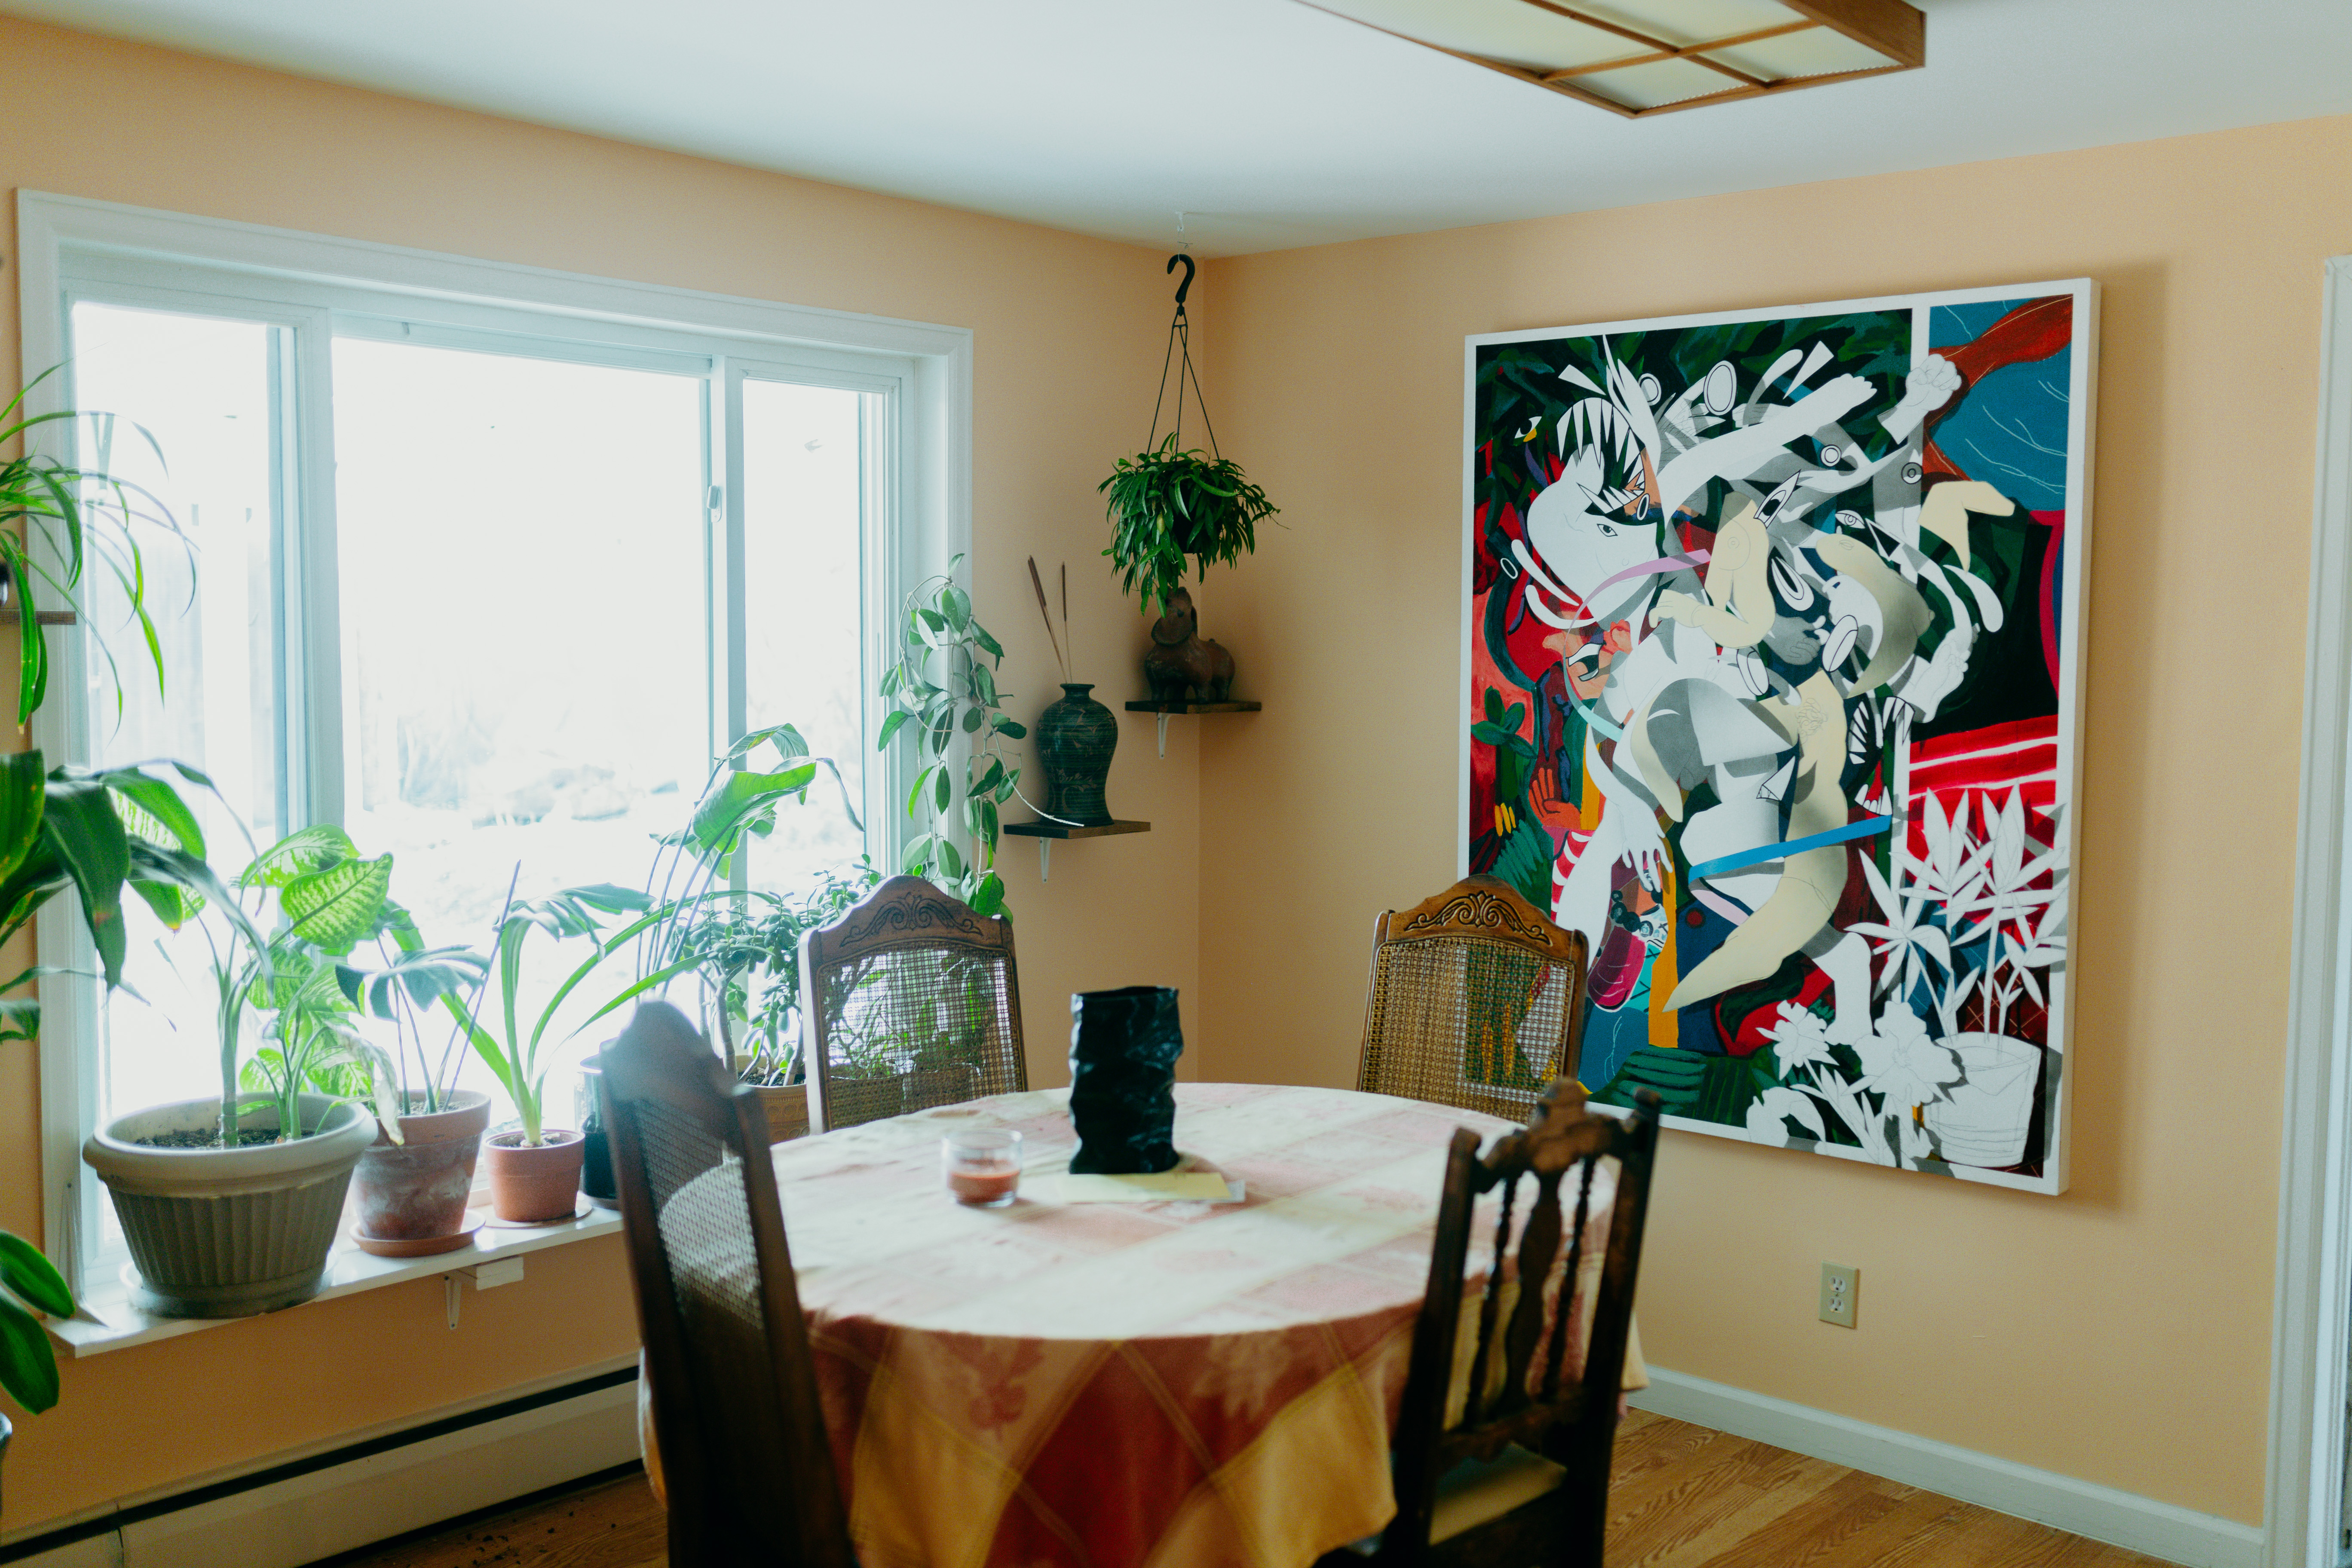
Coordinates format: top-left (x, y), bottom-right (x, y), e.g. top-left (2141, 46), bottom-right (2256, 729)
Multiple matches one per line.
top-left (21, 194), bottom-right (969, 1282)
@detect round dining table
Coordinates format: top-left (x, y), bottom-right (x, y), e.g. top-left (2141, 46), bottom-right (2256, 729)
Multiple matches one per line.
top-left (714, 1081), bottom-right (1641, 1568)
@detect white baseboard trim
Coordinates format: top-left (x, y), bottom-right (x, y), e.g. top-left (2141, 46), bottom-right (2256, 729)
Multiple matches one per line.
top-left (3, 1371), bottom-right (641, 1568)
top-left (1631, 1367), bottom-right (2266, 1568)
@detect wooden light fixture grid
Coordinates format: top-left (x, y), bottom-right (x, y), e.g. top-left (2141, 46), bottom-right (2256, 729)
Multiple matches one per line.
top-left (1311, 0), bottom-right (1925, 119)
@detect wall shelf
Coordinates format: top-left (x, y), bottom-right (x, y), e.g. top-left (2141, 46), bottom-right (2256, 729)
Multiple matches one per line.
top-left (1123, 700), bottom-right (1262, 756)
top-left (1002, 818), bottom-right (1151, 880)
top-left (0, 610), bottom-right (77, 626)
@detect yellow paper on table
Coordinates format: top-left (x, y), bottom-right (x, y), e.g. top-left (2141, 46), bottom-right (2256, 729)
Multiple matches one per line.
top-left (1030, 1172), bottom-right (1232, 1204)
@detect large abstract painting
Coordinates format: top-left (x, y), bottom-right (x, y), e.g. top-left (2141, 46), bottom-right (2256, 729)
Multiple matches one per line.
top-left (1463, 282), bottom-right (2094, 1193)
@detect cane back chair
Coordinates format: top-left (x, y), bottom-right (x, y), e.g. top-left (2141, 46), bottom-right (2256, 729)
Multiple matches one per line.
top-left (1357, 875), bottom-right (1589, 1120)
top-left (1327, 1081), bottom-right (1663, 1568)
top-left (597, 1000), bottom-right (854, 1568)
top-left (798, 875), bottom-right (1027, 1133)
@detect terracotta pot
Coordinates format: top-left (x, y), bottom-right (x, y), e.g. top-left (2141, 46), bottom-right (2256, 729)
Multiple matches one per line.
top-left (481, 1129), bottom-right (585, 1222)
top-left (82, 1095), bottom-right (375, 1317)
top-left (352, 1091), bottom-right (491, 1242)
top-left (748, 1084), bottom-right (810, 1143)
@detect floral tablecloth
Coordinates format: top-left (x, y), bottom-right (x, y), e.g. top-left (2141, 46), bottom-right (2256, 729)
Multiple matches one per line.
top-left (658, 1082), bottom-right (1640, 1568)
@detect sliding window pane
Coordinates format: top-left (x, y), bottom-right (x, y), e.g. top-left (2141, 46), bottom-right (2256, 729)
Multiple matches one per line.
top-left (741, 378), bottom-right (866, 888)
top-left (333, 339), bottom-right (707, 977)
top-left (67, 302), bottom-right (282, 1136)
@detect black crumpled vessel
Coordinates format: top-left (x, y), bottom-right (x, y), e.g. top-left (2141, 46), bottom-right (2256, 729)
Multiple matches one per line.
top-left (1067, 986), bottom-right (1184, 1174)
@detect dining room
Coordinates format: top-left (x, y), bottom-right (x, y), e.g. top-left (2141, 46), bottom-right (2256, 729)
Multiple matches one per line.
top-left (0, 3), bottom-right (2349, 1566)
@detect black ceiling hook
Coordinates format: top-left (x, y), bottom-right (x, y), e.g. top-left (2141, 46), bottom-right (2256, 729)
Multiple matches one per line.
top-left (1167, 252), bottom-right (1195, 309)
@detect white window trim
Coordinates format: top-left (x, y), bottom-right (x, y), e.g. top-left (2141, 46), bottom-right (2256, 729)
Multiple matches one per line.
top-left (14, 190), bottom-right (973, 1290)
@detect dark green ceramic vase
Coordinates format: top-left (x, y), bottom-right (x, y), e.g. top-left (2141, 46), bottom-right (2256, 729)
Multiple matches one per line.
top-left (1037, 683), bottom-right (1118, 826)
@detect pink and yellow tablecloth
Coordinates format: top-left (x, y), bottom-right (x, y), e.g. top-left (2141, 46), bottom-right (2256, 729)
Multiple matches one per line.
top-left (657, 1081), bottom-right (1641, 1568)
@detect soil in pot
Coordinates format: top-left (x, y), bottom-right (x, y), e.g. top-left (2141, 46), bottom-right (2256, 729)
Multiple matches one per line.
top-left (353, 1091), bottom-right (491, 1247)
top-left (482, 1129), bottom-right (585, 1223)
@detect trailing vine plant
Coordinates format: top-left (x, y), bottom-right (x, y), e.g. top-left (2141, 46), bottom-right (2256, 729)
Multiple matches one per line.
top-left (879, 556), bottom-right (1026, 919)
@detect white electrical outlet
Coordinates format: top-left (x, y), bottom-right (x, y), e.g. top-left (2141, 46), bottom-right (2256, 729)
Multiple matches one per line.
top-left (1819, 1262), bottom-right (1859, 1328)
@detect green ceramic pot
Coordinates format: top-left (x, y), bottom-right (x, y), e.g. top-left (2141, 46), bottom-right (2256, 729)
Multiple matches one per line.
top-left (1037, 683), bottom-right (1118, 827)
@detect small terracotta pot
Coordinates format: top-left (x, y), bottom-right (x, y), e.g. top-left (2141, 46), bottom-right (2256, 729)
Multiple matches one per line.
top-left (481, 1129), bottom-right (585, 1222)
top-left (352, 1091), bottom-right (491, 1242)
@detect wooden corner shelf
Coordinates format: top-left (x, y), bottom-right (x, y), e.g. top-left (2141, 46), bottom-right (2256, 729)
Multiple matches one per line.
top-left (1123, 700), bottom-right (1262, 756)
top-left (1002, 818), bottom-right (1150, 880)
top-left (0, 611), bottom-right (77, 626)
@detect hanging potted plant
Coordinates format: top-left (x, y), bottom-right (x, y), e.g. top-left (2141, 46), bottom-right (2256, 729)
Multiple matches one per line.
top-left (80, 825), bottom-right (406, 1317)
top-left (1098, 254), bottom-right (1277, 702)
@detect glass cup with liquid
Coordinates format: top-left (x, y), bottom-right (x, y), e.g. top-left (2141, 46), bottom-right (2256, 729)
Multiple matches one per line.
top-left (942, 1128), bottom-right (1023, 1208)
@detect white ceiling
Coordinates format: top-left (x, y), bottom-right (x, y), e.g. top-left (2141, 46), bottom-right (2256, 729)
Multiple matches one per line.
top-left (8, 0), bottom-right (2351, 256)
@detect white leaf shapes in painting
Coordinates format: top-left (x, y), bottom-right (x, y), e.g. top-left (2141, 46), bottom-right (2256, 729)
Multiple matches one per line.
top-left (1853, 1008), bottom-right (1963, 1114)
top-left (1848, 854), bottom-right (1952, 1001)
top-left (1764, 1001), bottom-right (1837, 1078)
top-left (1746, 1086), bottom-right (1828, 1146)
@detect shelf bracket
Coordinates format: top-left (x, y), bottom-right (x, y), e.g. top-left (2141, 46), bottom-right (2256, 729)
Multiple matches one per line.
top-left (1038, 839), bottom-right (1051, 882)
top-left (1156, 714), bottom-right (1171, 758)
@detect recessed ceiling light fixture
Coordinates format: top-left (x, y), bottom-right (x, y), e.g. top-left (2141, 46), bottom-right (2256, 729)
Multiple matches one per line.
top-left (1298, 0), bottom-right (1925, 117)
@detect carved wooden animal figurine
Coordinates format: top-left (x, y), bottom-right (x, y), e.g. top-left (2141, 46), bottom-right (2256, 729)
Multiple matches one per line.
top-left (1142, 588), bottom-right (1234, 702)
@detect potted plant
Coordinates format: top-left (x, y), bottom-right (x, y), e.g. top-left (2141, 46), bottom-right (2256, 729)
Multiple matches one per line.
top-left (80, 824), bottom-right (404, 1317)
top-left (3, 368), bottom-right (189, 724)
top-left (879, 555), bottom-right (1026, 919)
top-left (449, 881), bottom-right (652, 1222)
top-left (1099, 434), bottom-right (1277, 616)
top-left (328, 901), bottom-right (494, 1255)
top-left (663, 858), bottom-right (882, 1142)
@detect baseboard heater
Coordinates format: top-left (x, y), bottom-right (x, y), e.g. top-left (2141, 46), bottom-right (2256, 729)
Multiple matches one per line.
top-left (0, 1366), bottom-right (641, 1568)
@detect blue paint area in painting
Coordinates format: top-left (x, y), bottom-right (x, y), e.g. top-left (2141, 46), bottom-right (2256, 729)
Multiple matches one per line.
top-left (1931, 300), bottom-right (2071, 510)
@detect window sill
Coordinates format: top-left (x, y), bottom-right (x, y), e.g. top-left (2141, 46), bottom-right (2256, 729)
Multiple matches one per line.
top-left (49, 1203), bottom-right (622, 1357)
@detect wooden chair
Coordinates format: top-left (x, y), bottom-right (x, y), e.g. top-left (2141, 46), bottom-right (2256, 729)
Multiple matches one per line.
top-left (1326, 1081), bottom-right (1663, 1568)
top-left (597, 1000), bottom-right (854, 1568)
top-left (1358, 875), bottom-right (1589, 1120)
top-left (798, 874), bottom-right (1027, 1133)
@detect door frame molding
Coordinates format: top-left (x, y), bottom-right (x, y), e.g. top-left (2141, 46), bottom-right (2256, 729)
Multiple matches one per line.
top-left (2270, 252), bottom-right (2352, 1568)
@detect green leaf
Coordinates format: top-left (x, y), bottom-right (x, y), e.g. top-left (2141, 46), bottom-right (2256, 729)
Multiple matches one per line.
top-left (968, 871), bottom-right (1006, 919)
top-left (0, 995), bottom-right (37, 1044)
top-left (42, 772), bottom-right (130, 988)
top-left (128, 878), bottom-right (193, 930)
top-left (934, 768), bottom-right (952, 813)
top-left (0, 1232), bottom-right (73, 1318)
top-left (98, 767), bottom-right (205, 858)
top-left (687, 766), bottom-right (818, 859)
top-left (961, 706), bottom-right (983, 733)
top-left (940, 585), bottom-right (970, 631)
top-left (239, 824), bottom-right (359, 888)
top-left (992, 716), bottom-right (1027, 740)
top-left (877, 710), bottom-right (909, 750)
top-left (971, 623), bottom-right (1005, 661)
top-left (0, 753), bottom-right (45, 887)
top-left (938, 836), bottom-right (965, 880)
top-left (0, 1295), bottom-right (60, 1413)
top-left (280, 853), bottom-right (394, 956)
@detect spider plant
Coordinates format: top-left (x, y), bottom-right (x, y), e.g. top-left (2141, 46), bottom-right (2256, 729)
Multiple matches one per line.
top-left (1099, 434), bottom-right (1277, 614)
top-left (2, 367), bottom-right (190, 725)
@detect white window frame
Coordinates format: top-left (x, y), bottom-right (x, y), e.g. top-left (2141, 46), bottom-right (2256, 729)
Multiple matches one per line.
top-left (15, 190), bottom-right (972, 1288)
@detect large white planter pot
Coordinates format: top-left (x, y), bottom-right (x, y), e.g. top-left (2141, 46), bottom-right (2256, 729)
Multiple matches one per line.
top-left (83, 1095), bottom-right (375, 1318)
top-left (1921, 1034), bottom-right (2047, 1168)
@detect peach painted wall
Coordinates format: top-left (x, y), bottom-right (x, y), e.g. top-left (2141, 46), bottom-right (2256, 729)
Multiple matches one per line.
top-left (1193, 113), bottom-right (2352, 1525)
top-left (0, 13), bottom-right (1196, 1534)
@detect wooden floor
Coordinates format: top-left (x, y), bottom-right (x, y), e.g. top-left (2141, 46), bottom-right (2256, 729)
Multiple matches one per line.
top-left (330, 1410), bottom-right (2173, 1568)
